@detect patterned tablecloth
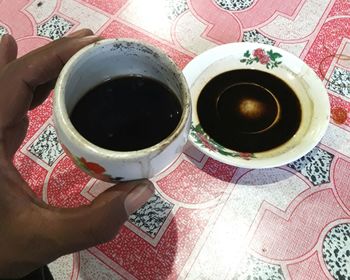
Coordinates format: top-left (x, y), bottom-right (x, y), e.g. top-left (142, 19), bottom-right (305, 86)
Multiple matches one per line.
top-left (2, 0), bottom-right (350, 279)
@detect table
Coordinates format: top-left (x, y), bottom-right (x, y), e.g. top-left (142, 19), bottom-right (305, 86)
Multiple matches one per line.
top-left (2, 0), bottom-right (350, 279)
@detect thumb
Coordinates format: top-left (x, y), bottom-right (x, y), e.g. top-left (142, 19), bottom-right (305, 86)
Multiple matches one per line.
top-left (44, 180), bottom-right (154, 257)
top-left (0, 34), bottom-right (17, 69)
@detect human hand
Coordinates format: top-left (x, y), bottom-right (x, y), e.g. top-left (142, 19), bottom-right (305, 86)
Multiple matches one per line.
top-left (0, 30), bottom-right (154, 278)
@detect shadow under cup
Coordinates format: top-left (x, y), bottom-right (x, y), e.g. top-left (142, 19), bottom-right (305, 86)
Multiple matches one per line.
top-left (54, 39), bottom-right (191, 182)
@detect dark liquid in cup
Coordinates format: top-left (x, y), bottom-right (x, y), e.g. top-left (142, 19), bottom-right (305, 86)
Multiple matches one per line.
top-left (70, 76), bottom-right (182, 151)
top-left (197, 69), bottom-right (301, 153)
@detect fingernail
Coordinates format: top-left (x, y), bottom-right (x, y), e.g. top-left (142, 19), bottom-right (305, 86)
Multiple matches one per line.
top-left (0, 33), bottom-right (8, 44)
top-left (124, 181), bottom-right (155, 216)
top-left (78, 35), bottom-right (101, 42)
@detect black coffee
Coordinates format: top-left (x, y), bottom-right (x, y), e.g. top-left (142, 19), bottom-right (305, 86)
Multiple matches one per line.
top-left (197, 69), bottom-right (301, 153)
top-left (70, 76), bottom-right (182, 151)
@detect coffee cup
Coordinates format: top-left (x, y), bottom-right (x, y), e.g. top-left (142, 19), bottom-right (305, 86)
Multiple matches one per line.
top-left (54, 39), bottom-right (191, 182)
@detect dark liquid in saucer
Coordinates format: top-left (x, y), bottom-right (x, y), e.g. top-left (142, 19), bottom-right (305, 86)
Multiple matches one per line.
top-left (70, 76), bottom-right (182, 151)
top-left (197, 69), bottom-right (301, 152)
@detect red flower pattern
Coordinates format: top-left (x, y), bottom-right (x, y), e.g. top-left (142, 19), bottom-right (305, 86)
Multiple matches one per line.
top-left (80, 157), bottom-right (106, 174)
top-left (239, 152), bottom-right (253, 160)
top-left (253, 48), bottom-right (265, 58)
top-left (242, 48), bottom-right (281, 69)
top-left (259, 54), bottom-right (270, 64)
top-left (198, 134), bottom-right (217, 152)
top-left (61, 145), bottom-right (117, 181)
top-left (253, 48), bottom-right (270, 64)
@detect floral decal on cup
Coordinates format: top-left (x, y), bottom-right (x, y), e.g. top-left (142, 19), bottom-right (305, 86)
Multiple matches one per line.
top-left (240, 48), bottom-right (282, 69)
top-left (190, 124), bottom-right (255, 160)
top-left (78, 157), bottom-right (105, 175)
top-left (61, 144), bottom-right (123, 182)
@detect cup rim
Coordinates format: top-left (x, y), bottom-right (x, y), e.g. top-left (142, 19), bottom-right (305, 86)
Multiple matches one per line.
top-left (54, 38), bottom-right (191, 160)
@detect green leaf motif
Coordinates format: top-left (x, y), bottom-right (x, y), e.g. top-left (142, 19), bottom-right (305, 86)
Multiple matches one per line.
top-left (267, 49), bottom-right (282, 61)
top-left (240, 48), bottom-right (283, 69)
top-left (218, 149), bottom-right (235, 157)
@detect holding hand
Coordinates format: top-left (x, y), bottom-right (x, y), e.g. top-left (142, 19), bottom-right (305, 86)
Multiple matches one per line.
top-left (0, 30), bottom-right (154, 279)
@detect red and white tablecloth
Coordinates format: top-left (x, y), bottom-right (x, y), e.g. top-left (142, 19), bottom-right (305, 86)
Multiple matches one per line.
top-left (2, 0), bottom-right (350, 279)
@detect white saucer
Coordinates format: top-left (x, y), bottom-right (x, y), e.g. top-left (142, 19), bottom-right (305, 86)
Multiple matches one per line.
top-left (183, 42), bottom-right (330, 168)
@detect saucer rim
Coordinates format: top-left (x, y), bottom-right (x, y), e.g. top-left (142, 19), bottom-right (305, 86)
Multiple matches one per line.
top-left (183, 42), bottom-right (330, 169)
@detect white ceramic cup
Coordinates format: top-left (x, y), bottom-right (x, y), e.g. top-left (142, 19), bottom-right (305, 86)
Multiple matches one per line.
top-left (54, 39), bottom-right (191, 182)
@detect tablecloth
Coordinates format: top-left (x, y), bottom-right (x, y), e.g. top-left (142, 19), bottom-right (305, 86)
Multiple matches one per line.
top-left (1, 0), bottom-right (350, 279)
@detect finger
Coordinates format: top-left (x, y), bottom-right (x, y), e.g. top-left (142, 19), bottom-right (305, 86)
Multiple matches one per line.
top-left (0, 159), bottom-right (41, 204)
top-left (23, 28), bottom-right (94, 109)
top-left (42, 180), bottom-right (154, 256)
top-left (26, 28), bottom-right (94, 57)
top-left (26, 29), bottom-right (93, 109)
top-left (67, 28), bottom-right (94, 38)
top-left (30, 80), bottom-right (56, 109)
top-left (0, 34), bottom-right (17, 69)
top-left (15, 34), bottom-right (100, 90)
top-left (0, 35), bottom-right (100, 127)
top-left (2, 115), bottom-right (29, 158)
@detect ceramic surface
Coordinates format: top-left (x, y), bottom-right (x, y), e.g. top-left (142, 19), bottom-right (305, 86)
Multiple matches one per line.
top-left (184, 42), bottom-right (330, 168)
top-left (54, 39), bottom-right (191, 181)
